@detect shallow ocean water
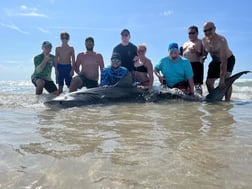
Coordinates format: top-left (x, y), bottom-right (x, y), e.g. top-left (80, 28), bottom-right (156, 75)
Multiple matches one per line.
top-left (0, 80), bottom-right (252, 189)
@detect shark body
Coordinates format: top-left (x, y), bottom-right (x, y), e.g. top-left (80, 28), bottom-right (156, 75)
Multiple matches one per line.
top-left (44, 71), bottom-right (250, 108)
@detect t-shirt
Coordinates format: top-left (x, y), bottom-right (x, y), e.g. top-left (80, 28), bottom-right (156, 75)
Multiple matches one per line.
top-left (31, 53), bottom-right (55, 81)
top-left (100, 66), bottom-right (128, 86)
top-left (113, 42), bottom-right (137, 71)
top-left (155, 56), bottom-right (193, 87)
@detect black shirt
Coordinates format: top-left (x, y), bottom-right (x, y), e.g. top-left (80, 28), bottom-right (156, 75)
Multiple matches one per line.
top-left (113, 42), bottom-right (137, 71)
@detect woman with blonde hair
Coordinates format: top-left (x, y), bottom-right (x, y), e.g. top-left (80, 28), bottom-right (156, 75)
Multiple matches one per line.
top-left (133, 43), bottom-right (154, 90)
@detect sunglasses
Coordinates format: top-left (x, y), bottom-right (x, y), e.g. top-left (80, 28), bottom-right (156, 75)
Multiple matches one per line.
top-left (121, 34), bottom-right (129, 37)
top-left (188, 31), bottom-right (196, 35)
top-left (44, 46), bottom-right (52, 50)
top-left (85, 40), bottom-right (94, 44)
top-left (204, 27), bottom-right (213, 33)
top-left (111, 58), bottom-right (121, 63)
top-left (61, 37), bottom-right (69, 40)
top-left (138, 49), bottom-right (145, 53)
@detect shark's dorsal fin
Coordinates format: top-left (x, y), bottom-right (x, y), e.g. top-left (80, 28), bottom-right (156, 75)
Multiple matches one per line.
top-left (114, 73), bottom-right (133, 88)
top-left (205, 71), bottom-right (251, 101)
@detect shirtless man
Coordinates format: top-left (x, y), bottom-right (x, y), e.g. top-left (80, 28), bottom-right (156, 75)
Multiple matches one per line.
top-left (183, 26), bottom-right (204, 95)
top-left (69, 37), bottom-right (104, 92)
top-left (55, 32), bottom-right (75, 94)
top-left (202, 21), bottom-right (235, 101)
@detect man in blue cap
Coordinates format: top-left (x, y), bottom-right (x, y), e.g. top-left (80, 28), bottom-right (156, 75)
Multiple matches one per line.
top-left (154, 42), bottom-right (195, 95)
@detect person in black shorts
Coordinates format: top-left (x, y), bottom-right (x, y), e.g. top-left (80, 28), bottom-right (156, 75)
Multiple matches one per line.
top-left (202, 21), bottom-right (235, 101)
top-left (69, 37), bottom-right (104, 92)
top-left (31, 41), bottom-right (59, 95)
top-left (183, 25), bottom-right (204, 95)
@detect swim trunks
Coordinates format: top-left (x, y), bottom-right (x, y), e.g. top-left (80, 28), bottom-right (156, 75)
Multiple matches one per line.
top-left (32, 77), bottom-right (57, 93)
top-left (207, 55), bottom-right (235, 79)
top-left (79, 75), bottom-right (98, 88)
top-left (57, 64), bottom-right (72, 87)
top-left (190, 61), bottom-right (203, 84)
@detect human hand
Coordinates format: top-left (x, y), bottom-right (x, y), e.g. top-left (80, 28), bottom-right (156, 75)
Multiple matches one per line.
top-left (44, 55), bottom-right (50, 62)
top-left (133, 56), bottom-right (139, 62)
top-left (70, 70), bottom-right (74, 77)
top-left (219, 79), bottom-right (225, 88)
top-left (55, 70), bottom-right (59, 76)
top-left (158, 76), bottom-right (164, 84)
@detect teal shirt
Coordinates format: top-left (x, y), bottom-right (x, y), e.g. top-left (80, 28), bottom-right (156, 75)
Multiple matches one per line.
top-left (31, 53), bottom-right (55, 81)
top-left (155, 56), bottom-right (193, 87)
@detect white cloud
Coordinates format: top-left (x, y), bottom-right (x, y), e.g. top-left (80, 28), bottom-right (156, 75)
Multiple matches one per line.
top-left (160, 10), bottom-right (174, 16)
top-left (37, 27), bottom-right (50, 34)
top-left (3, 5), bottom-right (48, 18)
top-left (0, 22), bottom-right (29, 34)
top-left (20, 5), bottom-right (28, 10)
top-left (20, 12), bottom-right (48, 17)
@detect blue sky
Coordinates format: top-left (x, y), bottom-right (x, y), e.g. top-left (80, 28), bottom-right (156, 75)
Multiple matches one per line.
top-left (1, 0), bottom-right (252, 80)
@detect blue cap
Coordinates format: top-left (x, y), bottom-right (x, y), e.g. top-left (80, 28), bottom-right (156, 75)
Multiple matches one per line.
top-left (168, 42), bottom-right (179, 51)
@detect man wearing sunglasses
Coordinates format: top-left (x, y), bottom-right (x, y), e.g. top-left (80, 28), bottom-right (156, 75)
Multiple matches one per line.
top-left (202, 21), bottom-right (235, 101)
top-left (69, 37), bottom-right (104, 92)
top-left (100, 53), bottom-right (128, 87)
top-left (112, 29), bottom-right (137, 72)
top-left (183, 26), bottom-right (204, 95)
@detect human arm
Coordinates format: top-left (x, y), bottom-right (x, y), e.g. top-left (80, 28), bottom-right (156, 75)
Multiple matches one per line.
top-left (146, 59), bottom-right (154, 90)
top-left (154, 69), bottom-right (164, 85)
top-left (70, 47), bottom-right (75, 76)
top-left (188, 77), bottom-right (195, 95)
top-left (100, 68), bottom-right (109, 87)
top-left (201, 38), bottom-right (209, 61)
top-left (98, 53), bottom-right (105, 71)
top-left (34, 54), bottom-right (51, 74)
top-left (74, 53), bottom-right (81, 75)
top-left (54, 48), bottom-right (59, 77)
top-left (219, 38), bottom-right (229, 88)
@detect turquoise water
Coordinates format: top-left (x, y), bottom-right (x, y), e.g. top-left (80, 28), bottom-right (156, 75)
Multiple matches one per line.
top-left (0, 80), bottom-right (252, 189)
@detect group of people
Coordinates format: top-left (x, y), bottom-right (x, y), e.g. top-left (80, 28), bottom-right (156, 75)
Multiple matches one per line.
top-left (31, 21), bottom-right (235, 101)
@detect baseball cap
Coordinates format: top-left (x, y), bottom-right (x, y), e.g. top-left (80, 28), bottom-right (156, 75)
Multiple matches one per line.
top-left (111, 52), bottom-right (121, 61)
top-left (120, 29), bottom-right (130, 35)
top-left (168, 42), bottom-right (179, 51)
top-left (42, 41), bottom-right (52, 49)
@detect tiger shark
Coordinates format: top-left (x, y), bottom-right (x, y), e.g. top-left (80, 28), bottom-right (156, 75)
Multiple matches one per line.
top-left (44, 71), bottom-right (250, 108)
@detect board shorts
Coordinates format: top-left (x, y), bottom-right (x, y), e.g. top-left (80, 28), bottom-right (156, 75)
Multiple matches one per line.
top-left (170, 80), bottom-right (189, 91)
top-left (32, 77), bottom-right (57, 93)
top-left (79, 75), bottom-right (98, 89)
top-left (191, 61), bottom-right (203, 85)
top-left (207, 55), bottom-right (235, 79)
top-left (57, 64), bottom-right (72, 87)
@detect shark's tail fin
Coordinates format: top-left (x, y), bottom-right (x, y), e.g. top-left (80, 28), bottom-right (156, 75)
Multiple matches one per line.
top-left (205, 71), bottom-right (251, 102)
